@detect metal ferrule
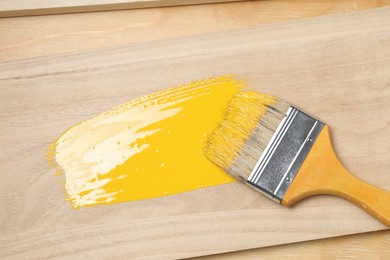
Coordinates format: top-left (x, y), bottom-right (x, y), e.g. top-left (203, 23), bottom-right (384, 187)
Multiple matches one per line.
top-left (246, 106), bottom-right (325, 202)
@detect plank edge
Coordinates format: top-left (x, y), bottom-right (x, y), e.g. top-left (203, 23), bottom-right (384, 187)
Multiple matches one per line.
top-left (0, 0), bottom-right (246, 18)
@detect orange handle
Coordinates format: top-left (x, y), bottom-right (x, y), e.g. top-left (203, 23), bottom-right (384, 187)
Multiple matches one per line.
top-left (282, 126), bottom-right (390, 227)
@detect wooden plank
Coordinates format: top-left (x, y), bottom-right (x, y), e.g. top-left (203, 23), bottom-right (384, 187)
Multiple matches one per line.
top-left (200, 230), bottom-right (390, 259)
top-left (1, 7), bottom-right (390, 258)
top-left (2, 0), bottom-right (389, 63)
top-left (2, 1), bottom-right (389, 257)
top-left (0, 0), bottom-right (246, 18)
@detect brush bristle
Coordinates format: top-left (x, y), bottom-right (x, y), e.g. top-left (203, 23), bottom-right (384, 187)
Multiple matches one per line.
top-left (203, 92), bottom-right (290, 182)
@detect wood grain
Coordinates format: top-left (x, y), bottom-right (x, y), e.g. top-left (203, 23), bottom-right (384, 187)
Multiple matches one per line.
top-left (0, 0), bottom-right (247, 18)
top-left (2, 0), bottom-right (390, 63)
top-left (1, 6), bottom-right (390, 259)
top-left (1, 0), bottom-right (389, 257)
top-left (198, 230), bottom-right (390, 259)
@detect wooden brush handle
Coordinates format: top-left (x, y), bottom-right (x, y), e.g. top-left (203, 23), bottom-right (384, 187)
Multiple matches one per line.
top-left (282, 126), bottom-right (390, 227)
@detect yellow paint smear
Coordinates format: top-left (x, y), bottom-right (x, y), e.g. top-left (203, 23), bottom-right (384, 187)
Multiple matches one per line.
top-left (49, 76), bottom-right (244, 208)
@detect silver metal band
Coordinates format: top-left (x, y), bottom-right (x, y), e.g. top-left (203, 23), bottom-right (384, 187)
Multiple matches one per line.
top-left (246, 106), bottom-right (325, 202)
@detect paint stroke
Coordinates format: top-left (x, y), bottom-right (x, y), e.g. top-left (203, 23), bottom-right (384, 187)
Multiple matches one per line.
top-left (49, 75), bottom-right (244, 208)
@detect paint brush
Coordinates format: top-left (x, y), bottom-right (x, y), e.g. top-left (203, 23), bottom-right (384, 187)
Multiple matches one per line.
top-left (203, 92), bottom-right (390, 227)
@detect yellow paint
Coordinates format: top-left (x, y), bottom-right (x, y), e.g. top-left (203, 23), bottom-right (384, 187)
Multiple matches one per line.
top-left (49, 76), bottom-right (243, 208)
top-left (203, 92), bottom-right (280, 171)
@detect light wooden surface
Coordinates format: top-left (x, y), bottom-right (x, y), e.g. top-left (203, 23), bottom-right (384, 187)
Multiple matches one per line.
top-left (199, 230), bottom-right (390, 259)
top-left (2, 0), bottom-right (390, 63)
top-left (1, 0), bottom-right (390, 258)
top-left (1, 7), bottom-right (390, 258)
top-left (0, 0), bottom-right (247, 18)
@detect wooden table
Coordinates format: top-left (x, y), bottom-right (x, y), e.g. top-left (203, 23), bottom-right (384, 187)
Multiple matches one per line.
top-left (1, 0), bottom-right (389, 258)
